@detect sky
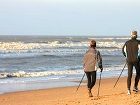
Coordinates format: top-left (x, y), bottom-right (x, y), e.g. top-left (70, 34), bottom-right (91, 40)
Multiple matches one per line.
top-left (0, 0), bottom-right (140, 36)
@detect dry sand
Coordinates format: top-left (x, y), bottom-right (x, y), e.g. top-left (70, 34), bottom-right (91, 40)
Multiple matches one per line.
top-left (0, 76), bottom-right (140, 105)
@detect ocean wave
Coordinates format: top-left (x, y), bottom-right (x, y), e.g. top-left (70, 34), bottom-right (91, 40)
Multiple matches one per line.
top-left (0, 40), bottom-right (124, 58)
top-left (97, 41), bottom-right (124, 48)
top-left (0, 40), bottom-right (123, 51)
top-left (0, 70), bottom-right (83, 79)
top-left (0, 48), bottom-right (122, 58)
top-left (88, 37), bottom-right (129, 40)
top-left (0, 64), bottom-right (126, 79)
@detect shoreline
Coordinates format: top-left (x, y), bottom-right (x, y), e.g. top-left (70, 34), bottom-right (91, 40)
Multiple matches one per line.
top-left (0, 75), bottom-right (129, 95)
top-left (0, 76), bottom-right (140, 105)
top-left (0, 69), bottom-right (129, 95)
top-left (0, 74), bottom-right (128, 95)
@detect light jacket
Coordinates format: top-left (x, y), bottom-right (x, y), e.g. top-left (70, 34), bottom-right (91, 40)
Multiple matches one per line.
top-left (83, 48), bottom-right (102, 72)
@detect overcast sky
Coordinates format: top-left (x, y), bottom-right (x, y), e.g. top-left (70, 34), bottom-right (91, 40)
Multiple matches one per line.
top-left (0, 0), bottom-right (140, 36)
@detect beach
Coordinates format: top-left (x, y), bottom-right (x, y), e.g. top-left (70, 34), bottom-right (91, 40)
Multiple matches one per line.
top-left (0, 36), bottom-right (128, 93)
top-left (0, 36), bottom-right (137, 105)
top-left (0, 76), bottom-right (140, 105)
top-left (1, 0), bottom-right (140, 104)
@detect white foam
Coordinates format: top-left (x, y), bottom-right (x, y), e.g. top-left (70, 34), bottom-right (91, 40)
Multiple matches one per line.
top-left (0, 70), bottom-right (83, 79)
top-left (0, 40), bottom-right (123, 51)
top-left (98, 41), bottom-right (124, 48)
top-left (0, 40), bottom-right (124, 58)
top-left (88, 37), bottom-right (129, 40)
top-left (102, 64), bottom-right (127, 71)
top-left (0, 63), bottom-right (126, 79)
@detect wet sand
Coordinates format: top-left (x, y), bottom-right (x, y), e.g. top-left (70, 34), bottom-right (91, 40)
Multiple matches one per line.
top-left (0, 76), bottom-right (140, 105)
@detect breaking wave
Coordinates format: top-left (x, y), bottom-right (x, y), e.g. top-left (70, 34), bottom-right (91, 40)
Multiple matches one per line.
top-left (0, 70), bottom-right (82, 79)
top-left (0, 64), bottom-right (126, 79)
top-left (0, 40), bottom-right (123, 50)
top-left (0, 40), bottom-right (124, 58)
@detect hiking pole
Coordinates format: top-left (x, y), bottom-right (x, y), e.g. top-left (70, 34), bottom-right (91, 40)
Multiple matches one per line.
top-left (97, 71), bottom-right (102, 97)
top-left (76, 73), bottom-right (85, 92)
top-left (113, 62), bottom-right (127, 88)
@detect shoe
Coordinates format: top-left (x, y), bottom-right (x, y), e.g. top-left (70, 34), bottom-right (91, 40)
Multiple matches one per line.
top-left (88, 88), bottom-right (93, 97)
top-left (127, 90), bottom-right (131, 95)
top-left (88, 91), bottom-right (93, 97)
top-left (133, 87), bottom-right (139, 92)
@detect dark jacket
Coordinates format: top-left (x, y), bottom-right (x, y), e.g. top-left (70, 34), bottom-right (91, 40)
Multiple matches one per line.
top-left (122, 39), bottom-right (140, 63)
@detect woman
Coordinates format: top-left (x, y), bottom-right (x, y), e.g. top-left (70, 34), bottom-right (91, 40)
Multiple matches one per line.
top-left (83, 40), bottom-right (103, 97)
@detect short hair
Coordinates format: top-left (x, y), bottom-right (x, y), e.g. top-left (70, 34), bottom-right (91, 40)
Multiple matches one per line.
top-left (131, 31), bottom-right (137, 39)
top-left (90, 40), bottom-right (96, 48)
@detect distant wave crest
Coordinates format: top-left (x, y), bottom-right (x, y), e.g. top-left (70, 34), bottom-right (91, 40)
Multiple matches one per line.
top-left (0, 70), bottom-right (82, 79)
top-left (0, 64), bottom-right (126, 79)
top-left (0, 40), bottom-right (124, 58)
top-left (0, 40), bottom-right (123, 50)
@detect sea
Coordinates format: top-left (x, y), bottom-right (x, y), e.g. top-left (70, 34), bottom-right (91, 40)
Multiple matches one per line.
top-left (0, 35), bottom-right (132, 94)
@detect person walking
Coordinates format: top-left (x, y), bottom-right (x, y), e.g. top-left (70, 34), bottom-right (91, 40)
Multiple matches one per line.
top-left (122, 31), bottom-right (140, 95)
top-left (83, 40), bottom-right (103, 97)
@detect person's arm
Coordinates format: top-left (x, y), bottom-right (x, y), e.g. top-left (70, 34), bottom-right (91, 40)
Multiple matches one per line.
top-left (83, 55), bottom-right (86, 70)
top-left (122, 43), bottom-right (126, 57)
top-left (138, 41), bottom-right (140, 60)
top-left (97, 51), bottom-right (103, 72)
top-left (83, 51), bottom-right (88, 70)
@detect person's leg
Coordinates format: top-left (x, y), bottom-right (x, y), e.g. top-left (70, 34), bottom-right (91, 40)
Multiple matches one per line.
top-left (90, 71), bottom-right (96, 90)
top-left (85, 72), bottom-right (91, 89)
top-left (127, 62), bottom-right (133, 91)
top-left (134, 62), bottom-right (140, 91)
top-left (85, 72), bottom-right (93, 97)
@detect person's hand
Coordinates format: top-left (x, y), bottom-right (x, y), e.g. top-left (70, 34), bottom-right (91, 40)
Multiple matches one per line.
top-left (124, 54), bottom-right (126, 57)
top-left (99, 65), bottom-right (103, 72)
top-left (123, 52), bottom-right (126, 57)
top-left (100, 67), bottom-right (103, 72)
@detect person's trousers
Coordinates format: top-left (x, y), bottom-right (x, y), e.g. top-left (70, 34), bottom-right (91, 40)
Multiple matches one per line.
top-left (127, 61), bottom-right (140, 90)
top-left (85, 71), bottom-right (96, 90)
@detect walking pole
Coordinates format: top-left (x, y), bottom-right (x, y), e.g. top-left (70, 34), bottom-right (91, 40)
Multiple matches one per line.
top-left (76, 73), bottom-right (85, 92)
top-left (113, 62), bottom-right (127, 88)
top-left (97, 71), bottom-right (102, 97)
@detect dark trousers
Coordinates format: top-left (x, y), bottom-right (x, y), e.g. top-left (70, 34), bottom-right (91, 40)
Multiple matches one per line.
top-left (85, 71), bottom-right (96, 90)
top-left (127, 62), bottom-right (140, 90)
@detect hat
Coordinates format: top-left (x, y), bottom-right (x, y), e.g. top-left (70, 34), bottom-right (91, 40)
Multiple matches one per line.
top-left (131, 31), bottom-right (137, 38)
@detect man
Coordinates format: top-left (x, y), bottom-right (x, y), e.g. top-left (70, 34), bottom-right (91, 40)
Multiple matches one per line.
top-left (122, 31), bottom-right (140, 95)
top-left (83, 40), bottom-right (103, 97)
